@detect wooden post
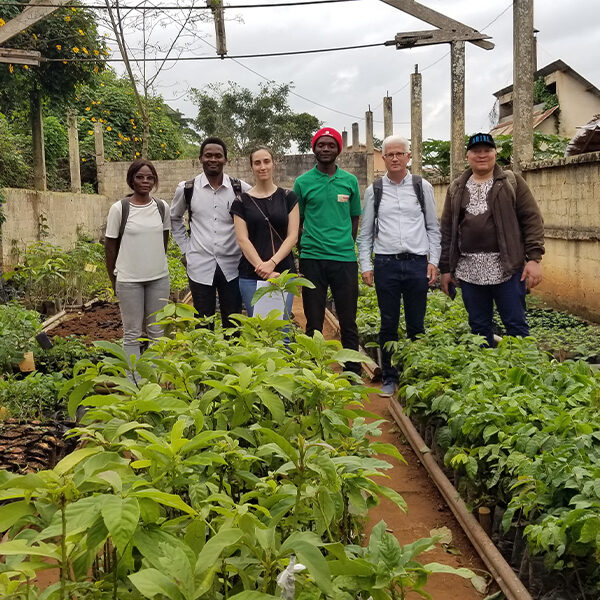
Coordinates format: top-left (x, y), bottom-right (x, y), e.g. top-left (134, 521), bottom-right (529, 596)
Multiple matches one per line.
top-left (351, 122), bottom-right (360, 151)
top-left (67, 110), bottom-right (81, 193)
top-left (410, 64), bottom-right (423, 175)
top-left (342, 129), bottom-right (348, 151)
top-left (94, 122), bottom-right (106, 196)
top-left (383, 95), bottom-right (393, 138)
top-left (31, 89), bottom-right (46, 192)
top-left (512, 0), bottom-right (534, 172)
top-left (450, 41), bottom-right (465, 180)
top-left (366, 108), bottom-right (374, 185)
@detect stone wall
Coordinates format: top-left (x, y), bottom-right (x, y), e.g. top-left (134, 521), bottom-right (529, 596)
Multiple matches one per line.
top-left (429, 151), bottom-right (600, 321)
top-left (0, 189), bottom-right (112, 268)
top-left (100, 153), bottom-right (369, 202)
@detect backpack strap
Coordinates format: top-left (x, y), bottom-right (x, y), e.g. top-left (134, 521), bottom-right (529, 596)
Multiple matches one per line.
top-left (183, 179), bottom-right (195, 219)
top-left (154, 197), bottom-right (166, 224)
top-left (118, 196), bottom-right (130, 240)
top-left (372, 177), bottom-right (383, 238)
top-left (411, 174), bottom-right (426, 219)
top-left (229, 176), bottom-right (243, 201)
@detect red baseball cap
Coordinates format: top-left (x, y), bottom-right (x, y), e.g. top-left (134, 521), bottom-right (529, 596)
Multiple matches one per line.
top-left (311, 127), bottom-right (343, 152)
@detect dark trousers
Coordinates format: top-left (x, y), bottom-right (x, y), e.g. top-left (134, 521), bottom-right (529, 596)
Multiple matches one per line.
top-left (459, 271), bottom-right (529, 347)
top-left (188, 265), bottom-right (242, 329)
top-left (374, 253), bottom-right (429, 383)
top-left (300, 258), bottom-right (361, 375)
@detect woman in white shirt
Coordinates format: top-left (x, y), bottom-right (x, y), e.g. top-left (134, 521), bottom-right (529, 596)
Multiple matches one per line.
top-left (104, 159), bottom-right (170, 360)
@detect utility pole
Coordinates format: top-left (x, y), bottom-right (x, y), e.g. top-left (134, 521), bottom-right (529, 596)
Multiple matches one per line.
top-left (512, 0), bottom-right (534, 171)
top-left (208, 0), bottom-right (227, 57)
top-left (410, 65), bottom-right (423, 175)
top-left (366, 108), bottom-right (375, 185)
top-left (450, 41), bottom-right (465, 180)
top-left (383, 94), bottom-right (393, 138)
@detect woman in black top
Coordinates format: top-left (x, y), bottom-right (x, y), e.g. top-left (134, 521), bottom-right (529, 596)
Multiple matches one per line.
top-left (231, 146), bottom-right (299, 317)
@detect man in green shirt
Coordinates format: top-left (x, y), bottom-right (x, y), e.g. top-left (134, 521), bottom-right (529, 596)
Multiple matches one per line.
top-left (293, 127), bottom-right (362, 375)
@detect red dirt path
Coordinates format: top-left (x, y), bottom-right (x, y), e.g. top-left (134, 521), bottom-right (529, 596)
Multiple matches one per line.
top-left (293, 296), bottom-right (488, 599)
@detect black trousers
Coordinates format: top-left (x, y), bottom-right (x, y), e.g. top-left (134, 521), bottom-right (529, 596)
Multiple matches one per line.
top-left (188, 265), bottom-right (242, 329)
top-left (300, 258), bottom-right (361, 375)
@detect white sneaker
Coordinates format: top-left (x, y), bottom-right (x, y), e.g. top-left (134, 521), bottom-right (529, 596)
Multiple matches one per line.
top-left (378, 380), bottom-right (397, 397)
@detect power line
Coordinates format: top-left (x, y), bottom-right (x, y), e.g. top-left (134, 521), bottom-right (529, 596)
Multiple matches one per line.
top-left (1, 0), bottom-right (359, 9)
top-left (47, 40), bottom-right (387, 61)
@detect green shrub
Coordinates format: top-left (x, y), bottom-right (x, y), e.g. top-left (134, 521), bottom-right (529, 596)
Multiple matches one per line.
top-left (0, 303), bottom-right (41, 373)
top-left (0, 372), bottom-right (65, 420)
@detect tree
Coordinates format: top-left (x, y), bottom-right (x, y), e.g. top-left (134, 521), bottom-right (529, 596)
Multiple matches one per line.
top-left (422, 138), bottom-right (452, 176)
top-left (74, 70), bottom-right (187, 186)
top-left (0, 2), bottom-right (107, 112)
top-left (190, 81), bottom-right (321, 156)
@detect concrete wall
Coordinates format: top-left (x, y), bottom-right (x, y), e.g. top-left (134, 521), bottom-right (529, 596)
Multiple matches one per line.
top-left (552, 71), bottom-right (600, 138)
top-left (429, 151), bottom-right (600, 321)
top-left (101, 153), bottom-right (369, 202)
top-left (0, 189), bottom-right (112, 268)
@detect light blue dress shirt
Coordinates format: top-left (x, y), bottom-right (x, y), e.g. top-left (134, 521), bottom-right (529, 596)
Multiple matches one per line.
top-left (357, 172), bottom-right (441, 272)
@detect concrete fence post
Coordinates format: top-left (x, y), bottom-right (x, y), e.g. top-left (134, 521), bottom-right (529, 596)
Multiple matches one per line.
top-left (67, 109), bottom-right (81, 193)
top-left (94, 122), bottom-right (106, 196)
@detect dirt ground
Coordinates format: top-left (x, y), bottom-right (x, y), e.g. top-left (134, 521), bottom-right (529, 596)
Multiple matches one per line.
top-left (46, 302), bottom-right (122, 341)
top-left (293, 296), bottom-right (488, 599)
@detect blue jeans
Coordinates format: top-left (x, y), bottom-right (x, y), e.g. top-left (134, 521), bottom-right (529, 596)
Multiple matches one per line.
top-left (374, 253), bottom-right (429, 384)
top-left (459, 271), bottom-right (529, 347)
top-left (239, 278), bottom-right (294, 319)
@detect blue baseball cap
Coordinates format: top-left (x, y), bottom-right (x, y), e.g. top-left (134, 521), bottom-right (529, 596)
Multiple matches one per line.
top-left (467, 132), bottom-right (496, 150)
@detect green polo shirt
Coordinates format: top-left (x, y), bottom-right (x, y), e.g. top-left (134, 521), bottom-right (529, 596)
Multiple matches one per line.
top-left (294, 165), bottom-right (362, 261)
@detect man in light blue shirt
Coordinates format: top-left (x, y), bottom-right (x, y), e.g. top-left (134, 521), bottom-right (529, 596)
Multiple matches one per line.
top-left (357, 135), bottom-right (441, 396)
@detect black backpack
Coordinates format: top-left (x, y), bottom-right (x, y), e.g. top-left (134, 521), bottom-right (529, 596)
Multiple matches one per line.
top-left (372, 175), bottom-right (425, 238)
top-left (118, 195), bottom-right (166, 241)
top-left (183, 176), bottom-right (243, 220)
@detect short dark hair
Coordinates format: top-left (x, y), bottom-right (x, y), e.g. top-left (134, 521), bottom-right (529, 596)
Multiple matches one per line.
top-left (126, 158), bottom-right (158, 191)
top-left (249, 145), bottom-right (274, 166)
top-left (200, 137), bottom-right (228, 159)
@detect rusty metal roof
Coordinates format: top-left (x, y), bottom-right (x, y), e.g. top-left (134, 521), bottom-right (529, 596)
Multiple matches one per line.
top-left (490, 105), bottom-right (559, 136)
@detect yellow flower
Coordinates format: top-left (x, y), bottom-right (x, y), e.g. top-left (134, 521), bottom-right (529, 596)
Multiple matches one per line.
top-left (0, 18), bottom-right (6, 27)
top-left (81, 158), bottom-right (86, 162)
top-left (64, 16), bottom-right (71, 22)
top-left (135, 152), bottom-right (140, 156)
top-left (88, 130), bottom-right (94, 135)
top-left (91, 117), bottom-right (96, 122)
top-left (117, 141), bottom-right (122, 145)
top-left (9, 64), bottom-right (14, 74)
top-left (96, 100), bottom-right (101, 104)
top-left (56, 44), bottom-right (61, 51)
top-left (62, 60), bottom-right (67, 64)
top-left (134, 137), bottom-right (138, 142)
top-left (81, 117), bottom-right (85, 122)
top-left (78, 29), bottom-right (84, 36)
top-left (32, 33), bottom-right (38, 40)
top-left (82, 47), bottom-right (88, 55)
top-left (93, 66), bottom-right (98, 73)
top-left (85, 106), bottom-right (91, 111)
top-left (91, 100), bottom-right (95, 105)
top-left (161, 143), bottom-right (166, 148)
top-left (94, 49), bottom-right (99, 56)
top-left (72, 46), bottom-right (79, 53)
top-left (23, 65), bottom-right (28, 70)
top-left (132, 125), bottom-right (136, 129)
top-left (106, 126), bottom-right (112, 131)
top-left (100, 83), bottom-right (105, 87)
top-left (71, 7), bottom-right (77, 12)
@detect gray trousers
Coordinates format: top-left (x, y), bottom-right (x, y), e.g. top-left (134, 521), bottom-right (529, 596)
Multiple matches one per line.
top-left (115, 275), bottom-right (170, 360)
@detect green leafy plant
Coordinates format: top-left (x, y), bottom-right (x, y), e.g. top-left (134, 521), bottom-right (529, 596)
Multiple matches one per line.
top-left (0, 303), bottom-right (41, 373)
top-left (0, 372), bottom-right (66, 420)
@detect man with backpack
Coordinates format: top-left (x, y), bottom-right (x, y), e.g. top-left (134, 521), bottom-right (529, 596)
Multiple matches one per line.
top-left (357, 135), bottom-right (441, 397)
top-left (170, 137), bottom-right (250, 328)
top-left (439, 132), bottom-right (544, 347)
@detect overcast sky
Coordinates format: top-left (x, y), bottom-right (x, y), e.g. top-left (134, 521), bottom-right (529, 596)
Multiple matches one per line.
top-left (102, 0), bottom-right (600, 145)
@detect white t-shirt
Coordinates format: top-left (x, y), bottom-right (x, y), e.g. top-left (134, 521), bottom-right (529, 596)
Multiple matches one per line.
top-left (105, 198), bottom-right (171, 282)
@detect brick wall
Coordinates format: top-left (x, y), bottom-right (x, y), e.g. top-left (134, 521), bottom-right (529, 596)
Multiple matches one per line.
top-left (0, 189), bottom-right (113, 268)
top-left (100, 153), bottom-right (369, 202)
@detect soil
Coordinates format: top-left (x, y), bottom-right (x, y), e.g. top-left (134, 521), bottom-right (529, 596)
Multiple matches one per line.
top-left (292, 296), bottom-right (489, 599)
top-left (46, 301), bottom-right (122, 341)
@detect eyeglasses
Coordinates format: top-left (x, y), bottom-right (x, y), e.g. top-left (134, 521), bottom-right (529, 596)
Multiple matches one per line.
top-left (384, 152), bottom-right (409, 159)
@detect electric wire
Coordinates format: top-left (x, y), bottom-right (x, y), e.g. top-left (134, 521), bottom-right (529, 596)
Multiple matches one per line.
top-left (1, 0), bottom-right (359, 9)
